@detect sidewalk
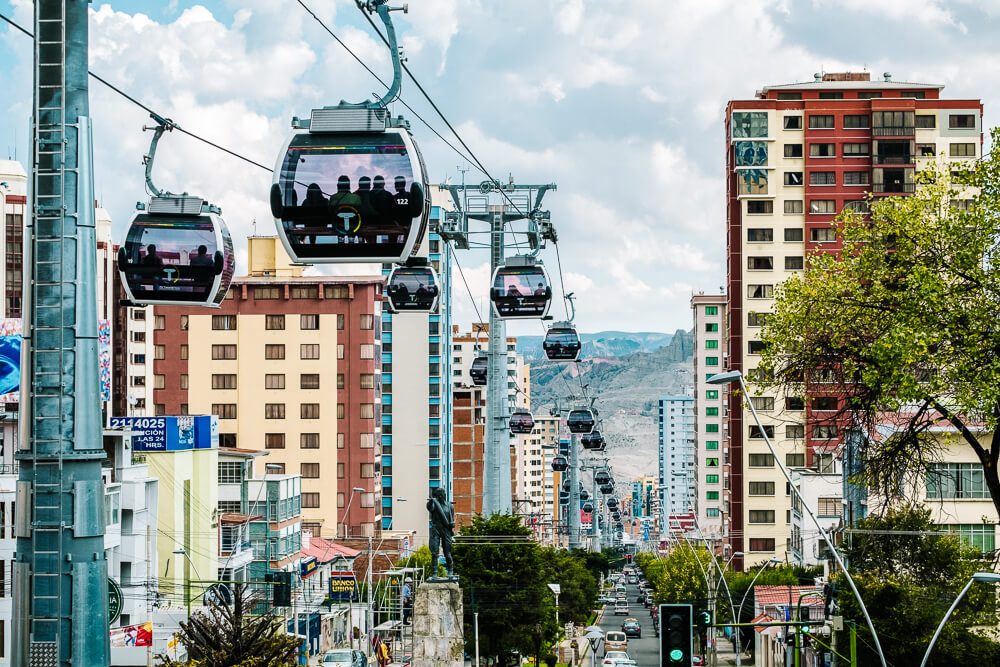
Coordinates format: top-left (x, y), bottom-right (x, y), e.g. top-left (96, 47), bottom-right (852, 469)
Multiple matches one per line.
top-left (713, 638), bottom-right (746, 667)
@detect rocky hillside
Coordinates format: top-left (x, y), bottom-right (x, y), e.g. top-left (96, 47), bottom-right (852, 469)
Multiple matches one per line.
top-left (528, 329), bottom-right (695, 485)
top-left (516, 331), bottom-right (675, 361)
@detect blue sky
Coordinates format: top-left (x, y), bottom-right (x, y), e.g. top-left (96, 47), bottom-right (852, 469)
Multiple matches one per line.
top-left (2, 0), bottom-right (1000, 334)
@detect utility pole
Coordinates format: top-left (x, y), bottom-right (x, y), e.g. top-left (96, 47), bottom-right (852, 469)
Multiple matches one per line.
top-left (568, 433), bottom-right (581, 550)
top-left (13, 2), bottom-right (110, 665)
top-left (440, 181), bottom-right (556, 516)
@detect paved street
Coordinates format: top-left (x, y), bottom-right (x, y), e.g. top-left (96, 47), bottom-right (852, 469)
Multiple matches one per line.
top-left (596, 582), bottom-right (661, 666)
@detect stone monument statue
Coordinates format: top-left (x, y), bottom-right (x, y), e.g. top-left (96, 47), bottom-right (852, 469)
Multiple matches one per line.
top-left (426, 487), bottom-right (456, 580)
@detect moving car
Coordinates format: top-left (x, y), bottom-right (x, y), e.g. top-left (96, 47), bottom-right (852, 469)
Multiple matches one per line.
top-left (604, 631), bottom-right (628, 654)
top-left (621, 618), bottom-right (641, 638)
top-left (602, 651), bottom-right (635, 666)
top-left (321, 649), bottom-right (368, 667)
top-left (614, 601), bottom-right (629, 615)
top-left (627, 575), bottom-right (638, 584)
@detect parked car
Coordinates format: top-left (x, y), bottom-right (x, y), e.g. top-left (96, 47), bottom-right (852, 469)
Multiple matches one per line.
top-left (692, 656), bottom-right (705, 666)
top-left (621, 618), bottom-right (641, 638)
top-left (604, 631), bottom-right (628, 654)
top-left (614, 601), bottom-right (629, 615)
top-left (322, 649), bottom-right (368, 667)
top-left (653, 616), bottom-right (659, 637)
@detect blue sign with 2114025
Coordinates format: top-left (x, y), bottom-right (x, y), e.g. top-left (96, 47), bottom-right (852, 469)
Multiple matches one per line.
top-left (109, 415), bottom-right (218, 452)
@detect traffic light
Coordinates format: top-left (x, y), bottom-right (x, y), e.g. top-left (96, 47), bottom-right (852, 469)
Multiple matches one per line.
top-left (659, 604), bottom-right (692, 666)
top-left (696, 610), bottom-right (711, 630)
top-left (268, 571), bottom-right (292, 607)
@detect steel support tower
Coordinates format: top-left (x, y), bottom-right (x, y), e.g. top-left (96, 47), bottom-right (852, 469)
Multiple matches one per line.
top-left (441, 181), bottom-right (555, 517)
top-left (13, 1), bottom-right (110, 665)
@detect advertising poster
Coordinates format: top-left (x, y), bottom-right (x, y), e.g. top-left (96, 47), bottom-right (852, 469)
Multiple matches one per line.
top-left (329, 572), bottom-right (358, 602)
top-left (110, 622), bottom-right (152, 647)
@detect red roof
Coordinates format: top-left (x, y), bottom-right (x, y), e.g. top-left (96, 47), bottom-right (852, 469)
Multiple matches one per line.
top-left (752, 585), bottom-right (823, 607)
top-left (751, 613), bottom-right (772, 633)
top-left (302, 536), bottom-right (360, 563)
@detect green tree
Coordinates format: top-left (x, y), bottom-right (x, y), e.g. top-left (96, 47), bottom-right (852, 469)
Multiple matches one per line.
top-left (539, 548), bottom-right (599, 625)
top-left (836, 508), bottom-right (1000, 666)
top-left (758, 143), bottom-right (1000, 515)
top-left (156, 584), bottom-right (300, 667)
top-left (453, 514), bottom-right (557, 664)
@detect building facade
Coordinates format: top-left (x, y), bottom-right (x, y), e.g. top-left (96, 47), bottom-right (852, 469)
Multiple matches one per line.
top-left (153, 237), bottom-right (383, 538)
top-left (725, 71), bottom-right (983, 567)
top-left (658, 396), bottom-right (695, 527)
top-left (691, 293), bottom-right (728, 544)
top-left (380, 202), bottom-right (452, 537)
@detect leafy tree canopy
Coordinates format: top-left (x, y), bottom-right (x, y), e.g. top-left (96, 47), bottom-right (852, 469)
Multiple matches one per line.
top-left (758, 139), bottom-right (1000, 515)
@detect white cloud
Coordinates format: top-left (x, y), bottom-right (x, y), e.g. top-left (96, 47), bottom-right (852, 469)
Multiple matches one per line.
top-left (813, 0), bottom-right (967, 33)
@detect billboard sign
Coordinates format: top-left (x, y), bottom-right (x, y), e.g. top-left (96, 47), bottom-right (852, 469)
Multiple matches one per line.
top-left (328, 571), bottom-right (358, 602)
top-left (109, 415), bottom-right (218, 452)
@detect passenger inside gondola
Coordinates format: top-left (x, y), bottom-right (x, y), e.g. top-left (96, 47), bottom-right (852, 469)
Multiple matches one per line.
top-left (190, 245), bottom-right (215, 266)
top-left (493, 269), bottom-right (550, 317)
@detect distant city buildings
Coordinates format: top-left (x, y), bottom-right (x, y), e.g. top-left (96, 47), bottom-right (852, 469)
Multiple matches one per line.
top-left (658, 396), bottom-right (695, 529)
top-left (691, 292), bottom-right (727, 545)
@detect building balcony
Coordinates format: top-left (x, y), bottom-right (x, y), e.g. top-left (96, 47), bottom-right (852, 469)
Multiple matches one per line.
top-left (871, 182), bottom-right (916, 194)
top-left (873, 154), bottom-right (913, 165)
top-left (872, 126), bottom-right (914, 137)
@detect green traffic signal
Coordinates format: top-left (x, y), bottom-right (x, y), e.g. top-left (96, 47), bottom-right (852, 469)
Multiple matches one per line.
top-left (669, 648), bottom-right (684, 662)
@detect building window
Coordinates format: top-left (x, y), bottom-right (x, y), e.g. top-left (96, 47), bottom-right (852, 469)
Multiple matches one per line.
top-left (812, 424), bottom-right (838, 439)
top-left (784, 171), bottom-right (803, 185)
top-left (151, 375), bottom-right (163, 389)
top-left (809, 143), bottom-right (835, 158)
top-left (360, 314), bottom-right (375, 330)
top-left (705, 306), bottom-right (719, 316)
top-left (705, 458), bottom-right (720, 467)
top-left (843, 143), bottom-right (869, 157)
top-left (785, 256), bottom-right (804, 270)
top-left (254, 286), bottom-right (280, 300)
top-left (786, 453), bottom-right (806, 467)
top-left (212, 374), bottom-right (237, 390)
top-left (705, 491), bottom-right (719, 501)
top-left (300, 374), bottom-right (320, 389)
top-left (360, 433), bottom-right (375, 449)
top-left (301, 463), bottom-right (320, 479)
top-left (337, 463), bottom-right (345, 479)
top-left (926, 463), bottom-right (989, 499)
top-left (154, 404), bottom-right (166, 416)
top-left (705, 340), bottom-right (719, 349)
top-left (265, 344), bottom-right (285, 360)
top-left (361, 463), bottom-right (375, 478)
top-left (814, 453), bottom-right (836, 473)
top-left (786, 424), bottom-right (805, 439)
top-left (337, 344), bottom-right (345, 360)
top-left (747, 228), bottom-right (773, 242)
top-left (749, 538), bottom-right (775, 552)
top-left (844, 171), bottom-right (870, 185)
top-left (360, 344), bottom-right (375, 359)
top-left (813, 396), bottom-right (837, 411)
top-left (747, 201), bottom-right (773, 215)
top-left (337, 433), bottom-right (345, 449)
top-left (180, 374), bottom-right (188, 390)
top-left (748, 340), bottom-right (766, 355)
top-left (817, 497), bottom-right (842, 516)
top-left (337, 374), bottom-right (345, 390)
top-left (210, 345), bottom-right (236, 360)
top-left (749, 510), bottom-right (775, 524)
top-left (809, 171), bottom-right (835, 186)
top-left (152, 345), bottom-right (165, 361)
top-left (300, 314), bottom-right (320, 330)
top-left (784, 200), bottom-right (803, 214)
top-left (818, 91), bottom-right (843, 99)
top-left (300, 344), bottom-right (320, 360)
top-left (706, 424), bottom-right (719, 433)
top-left (704, 356), bottom-right (719, 366)
top-left (810, 228), bottom-right (836, 243)
top-left (265, 433), bottom-right (285, 449)
top-left (705, 474), bottom-right (720, 484)
top-left (747, 256), bottom-right (773, 271)
top-left (212, 404), bottom-right (237, 419)
top-left (705, 323), bottom-right (719, 332)
top-left (212, 315), bottom-right (237, 330)
top-left (302, 493), bottom-right (320, 508)
top-left (843, 114), bottom-right (869, 129)
top-left (950, 143), bottom-right (976, 157)
top-left (940, 524), bottom-right (995, 554)
top-left (153, 314), bottom-right (166, 330)
top-left (750, 396), bottom-right (774, 411)
top-left (706, 508), bottom-right (721, 518)
top-left (132, 331), bottom-right (146, 343)
top-left (180, 345), bottom-right (188, 360)
top-left (219, 433), bottom-right (236, 447)
top-left (915, 114), bottom-right (936, 129)
top-left (337, 403), bottom-right (346, 419)
top-left (265, 403), bottom-right (285, 419)
top-left (747, 284), bottom-right (773, 299)
top-left (784, 144), bottom-right (803, 158)
top-left (748, 453), bottom-right (774, 466)
top-left (949, 114), bottom-right (976, 129)
top-left (359, 403), bottom-right (375, 419)
top-left (749, 482), bottom-right (775, 496)
top-left (706, 407), bottom-right (719, 416)
top-left (265, 374), bottom-right (285, 390)
top-left (265, 314), bottom-right (285, 330)
top-left (706, 441), bottom-right (719, 450)
top-left (809, 200), bottom-right (836, 215)
top-left (747, 312), bottom-right (769, 327)
top-left (359, 373), bottom-right (375, 390)
top-left (300, 433), bottom-right (320, 449)
top-left (300, 403), bottom-right (320, 419)
top-left (783, 116), bottom-right (802, 130)
top-left (808, 115), bottom-right (834, 129)
top-left (336, 314), bottom-right (345, 331)
top-left (784, 228), bottom-right (803, 242)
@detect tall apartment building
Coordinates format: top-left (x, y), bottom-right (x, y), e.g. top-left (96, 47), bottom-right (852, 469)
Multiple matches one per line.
top-left (380, 202), bottom-right (452, 536)
top-left (153, 236), bottom-right (384, 538)
top-left (532, 415), bottom-right (561, 544)
top-left (452, 385), bottom-right (485, 528)
top-left (631, 476), bottom-right (656, 518)
top-left (658, 396), bottom-right (695, 527)
top-left (725, 71), bottom-right (983, 567)
top-left (691, 293), bottom-right (728, 544)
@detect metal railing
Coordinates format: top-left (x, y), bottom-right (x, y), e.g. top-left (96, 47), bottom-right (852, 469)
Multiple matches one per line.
top-left (873, 154), bottom-right (914, 165)
top-left (872, 126), bottom-right (915, 137)
top-left (872, 182), bottom-right (916, 194)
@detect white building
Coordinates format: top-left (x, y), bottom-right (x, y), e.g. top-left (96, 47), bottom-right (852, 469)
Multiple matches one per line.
top-left (789, 466), bottom-right (842, 567)
top-left (659, 396), bottom-right (695, 525)
top-left (691, 292), bottom-right (727, 543)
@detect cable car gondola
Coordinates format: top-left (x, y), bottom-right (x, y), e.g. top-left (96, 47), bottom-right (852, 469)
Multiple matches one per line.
top-left (568, 409), bottom-right (596, 435)
top-left (580, 489), bottom-right (590, 501)
top-left (600, 484), bottom-right (614, 495)
top-left (385, 259), bottom-right (439, 313)
top-left (608, 498), bottom-right (619, 509)
top-left (595, 471), bottom-right (611, 486)
top-left (509, 410), bottom-right (534, 435)
top-left (543, 322), bottom-right (581, 361)
top-left (119, 118), bottom-right (234, 307)
top-left (559, 491), bottom-right (569, 505)
top-left (559, 441), bottom-right (570, 457)
top-left (583, 501), bottom-right (594, 513)
top-left (581, 431), bottom-right (605, 450)
top-left (270, 2), bottom-right (428, 264)
top-left (470, 352), bottom-right (487, 386)
top-left (551, 455), bottom-right (569, 472)
top-left (490, 255), bottom-right (551, 320)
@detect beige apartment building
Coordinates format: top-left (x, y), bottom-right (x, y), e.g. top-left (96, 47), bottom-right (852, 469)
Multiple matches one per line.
top-left (725, 72), bottom-right (984, 567)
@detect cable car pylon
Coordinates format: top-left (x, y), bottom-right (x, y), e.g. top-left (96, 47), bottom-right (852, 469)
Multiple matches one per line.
top-left (440, 179), bottom-right (556, 515)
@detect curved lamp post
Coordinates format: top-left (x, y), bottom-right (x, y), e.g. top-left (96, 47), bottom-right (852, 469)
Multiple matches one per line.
top-left (920, 571), bottom-right (1000, 667)
top-left (734, 558), bottom-right (780, 666)
top-left (708, 370), bottom-right (888, 667)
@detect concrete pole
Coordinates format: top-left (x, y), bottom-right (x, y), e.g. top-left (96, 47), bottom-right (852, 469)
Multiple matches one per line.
top-left (483, 211), bottom-right (509, 515)
top-left (568, 434), bottom-right (581, 550)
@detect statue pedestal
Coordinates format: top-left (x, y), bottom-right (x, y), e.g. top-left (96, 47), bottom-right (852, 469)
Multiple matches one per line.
top-left (411, 580), bottom-right (464, 667)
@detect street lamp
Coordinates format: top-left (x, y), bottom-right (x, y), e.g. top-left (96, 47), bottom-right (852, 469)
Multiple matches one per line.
top-left (173, 548), bottom-right (203, 618)
top-left (732, 557), bottom-right (780, 666)
top-left (341, 486), bottom-right (366, 538)
top-left (920, 571), bottom-right (1000, 667)
top-left (708, 370), bottom-right (888, 667)
top-left (584, 628), bottom-right (604, 667)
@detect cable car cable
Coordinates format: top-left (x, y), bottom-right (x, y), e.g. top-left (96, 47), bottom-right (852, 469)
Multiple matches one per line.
top-left (449, 242), bottom-right (485, 325)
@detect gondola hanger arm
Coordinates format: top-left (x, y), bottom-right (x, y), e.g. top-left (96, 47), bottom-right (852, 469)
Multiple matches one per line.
top-left (142, 113), bottom-right (182, 198)
top-left (355, 0), bottom-right (407, 109)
